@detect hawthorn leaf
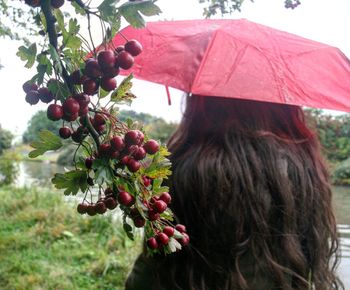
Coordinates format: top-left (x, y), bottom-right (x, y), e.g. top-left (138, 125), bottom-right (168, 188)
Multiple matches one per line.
top-left (92, 159), bottom-right (114, 184)
top-left (111, 74), bottom-right (133, 102)
top-left (29, 130), bottom-right (62, 158)
top-left (168, 238), bottom-right (182, 253)
top-left (17, 43), bottom-right (37, 68)
top-left (52, 169), bottom-right (88, 195)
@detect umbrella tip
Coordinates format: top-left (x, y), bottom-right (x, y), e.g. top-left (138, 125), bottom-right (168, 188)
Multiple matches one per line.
top-left (165, 85), bottom-right (171, 106)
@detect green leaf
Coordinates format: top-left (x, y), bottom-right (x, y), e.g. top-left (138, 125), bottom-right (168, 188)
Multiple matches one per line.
top-left (52, 169), bottom-right (88, 195)
top-left (29, 130), bottom-right (62, 158)
top-left (92, 159), bottom-right (114, 184)
top-left (49, 44), bottom-right (62, 74)
top-left (54, 9), bottom-right (65, 33)
top-left (99, 87), bottom-right (110, 99)
top-left (71, 1), bottom-right (86, 15)
top-left (37, 53), bottom-right (53, 76)
top-left (119, 1), bottom-right (161, 28)
top-left (16, 43), bottom-right (37, 68)
top-left (111, 74), bottom-right (134, 103)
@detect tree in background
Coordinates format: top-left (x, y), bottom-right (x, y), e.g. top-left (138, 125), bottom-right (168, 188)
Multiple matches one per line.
top-left (23, 110), bottom-right (62, 143)
top-left (0, 125), bottom-right (13, 154)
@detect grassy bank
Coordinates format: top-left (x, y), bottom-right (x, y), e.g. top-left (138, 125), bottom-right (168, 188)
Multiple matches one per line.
top-left (0, 186), bottom-right (141, 290)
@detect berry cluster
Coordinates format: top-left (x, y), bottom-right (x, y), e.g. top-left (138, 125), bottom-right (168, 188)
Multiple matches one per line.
top-left (23, 82), bottom-right (54, 105)
top-left (25, 0), bottom-right (65, 9)
top-left (284, 0), bottom-right (301, 9)
top-left (147, 224), bottom-right (190, 250)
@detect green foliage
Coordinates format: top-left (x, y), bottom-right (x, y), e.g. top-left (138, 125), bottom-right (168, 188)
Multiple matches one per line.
top-left (0, 126), bottom-right (13, 155)
top-left (16, 43), bottom-right (37, 68)
top-left (0, 150), bottom-right (19, 186)
top-left (111, 74), bottom-right (134, 103)
top-left (52, 169), bottom-right (88, 195)
top-left (333, 158), bottom-right (350, 186)
top-left (23, 111), bottom-right (62, 144)
top-left (28, 130), bottom-right (63, 158)
top-left (0, 186), bottom-right (141, 290)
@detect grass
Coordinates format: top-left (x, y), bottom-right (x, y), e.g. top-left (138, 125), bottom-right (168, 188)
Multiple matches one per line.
top-left (0, 186), bottom-right (142, 290)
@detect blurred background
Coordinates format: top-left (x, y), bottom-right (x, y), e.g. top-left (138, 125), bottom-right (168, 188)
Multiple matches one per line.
top-left (0, 0), bottom-right (349, 289)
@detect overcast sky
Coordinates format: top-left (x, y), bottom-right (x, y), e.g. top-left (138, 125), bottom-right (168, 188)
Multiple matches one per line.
top-left (0, 0), bottom-right (349, 137)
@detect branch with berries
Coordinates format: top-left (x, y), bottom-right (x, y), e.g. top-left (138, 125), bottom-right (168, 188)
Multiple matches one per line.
top-left (19, 0), bottom-right (189, 254)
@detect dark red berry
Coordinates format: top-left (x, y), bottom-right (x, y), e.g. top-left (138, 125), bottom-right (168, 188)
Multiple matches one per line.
top-left (148, 210), bottom-right (160, 221)
top-left (97, 50), bottom-right (116, 69)
top-left (84, 59), bottom-right (102, 78)
top-left (133, 147), bottom-right (146, 160)
top-left (100, 77), bottom-right (116, 91)
top-left (24, 0), bottom-right (40, 8)
top-left (120, 156), bottom-right (130, 165)
top-left (125, 39), bottom-right (143, 56)
top-left (71, 130), bottom-right (85, 143)
top-left (110, 136), bottom-right (125, 151)
top-left (116, 51), bottom-right (134, 70)
top-left (118, 191), bottom-right (135, 207)
top-left (142, 176), bottom-right (151, 187)
top-left (83, 79), bottom-right (98, 95)
top-left (157, 233), bottom-right (169, 246)
top-left (115, 45), bottom-right (125, 54)
top-left (79, 105), bottom-right (89, 116)
top-left (62, 112), bottom-right (79, 122)
top-left (159, 192), bottom-right (172, 205)
top-left (175, 224), bottom-right (187, 233)
top-left (110, 150), bottom-right (120, 159)
top-left (95, 201), bottom-right (107, 214)
top-left (22, 81), bottom-right (38, 93)
top-left (86, 204), bottom-right (97, 216)
top-left (51, 0), bottom-right (64, 9)
top-left (153, 200), bottom-right (167, 213)
top-left (25, 90), bottom-right (40, 105)
top-left (163, 226), bottom-right (175, 237)
top-left (95, 124), bottom-right (106, 135)
top-left (102, 66), bottom-right (120, 78)
top-left (127, 159), bottom-right (141, 173)
top-left (85, 157), bottom-right (94, 169)
top-left (59, 127), bottom-right (72, 139)
top-left (143, 140), bottom-right (159, 154)
top-left (125, 130), bottom-right (144, 146)
top-left (147, 237), bottom-right (159, 249)
top-left (47, 104), bottom-right (63, 121)
top-left (70, 70), bottom-right (83, 85)
top-left (73, 93), bottom-right (90, 107)
top-left (93, 113), bottom-right (106, 126)
top-left (179, 233), bottom-right (190, 246)
top-left (104, 197), bottom-right (118, 210)
top-left (77, 203), bottom-right (88, 214)
top-left (63, 97), bottom-right (80, 115)
top-left (99, 143), bottom-right (112, 158)
top-left (38, 87), bottom-right (54, 103)
top-left (105, 187), bottom-right (113, 195)
top-left (133, 216), bottom-right (146, 228)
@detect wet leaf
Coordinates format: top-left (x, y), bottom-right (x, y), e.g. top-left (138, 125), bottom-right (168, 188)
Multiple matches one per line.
top-left (29, 130), bottom-right (62, 158)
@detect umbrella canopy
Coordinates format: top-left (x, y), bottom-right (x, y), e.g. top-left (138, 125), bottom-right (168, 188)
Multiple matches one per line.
top-left (112, 19), bottom-right (350, 112)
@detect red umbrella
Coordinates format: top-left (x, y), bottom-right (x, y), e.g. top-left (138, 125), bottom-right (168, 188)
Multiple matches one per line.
top-left (112, 19), bottom-right (350, 112)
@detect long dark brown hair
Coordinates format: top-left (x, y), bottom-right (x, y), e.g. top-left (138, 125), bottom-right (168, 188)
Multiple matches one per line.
top-left (146, 95), bottom-right (343, 290)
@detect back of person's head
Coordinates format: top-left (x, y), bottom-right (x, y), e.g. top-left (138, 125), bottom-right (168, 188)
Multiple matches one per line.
top-left (152, 95), bottom-right (342, 290)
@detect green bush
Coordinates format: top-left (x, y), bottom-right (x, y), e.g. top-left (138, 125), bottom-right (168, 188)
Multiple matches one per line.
top-left (332, 158), bottom-right (350, 186)
top-left (0, 150), bottom-right (19, 186)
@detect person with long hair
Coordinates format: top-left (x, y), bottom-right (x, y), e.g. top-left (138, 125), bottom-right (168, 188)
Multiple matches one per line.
top-left (126, 94), bottom-right (343, 290)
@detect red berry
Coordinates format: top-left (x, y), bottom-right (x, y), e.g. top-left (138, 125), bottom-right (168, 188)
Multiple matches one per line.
top-left (102, 66), bottom-right (120, 78)
top-left (133, 216), bottom-right (146, 228)
top-left (125, 39), bottom-right (143, 56)
top-left (148, 210), bottom-right (160, 221)
top-left (71, 130), bottom-right (85, 143)
top-left (105, 187), bottom-right (114, 195)
top-left (93, 113), bottom-right (106, 126)
top-left (125, 130), bottom-right (144, 146)
top-left (62, 112), bottom-right (79, 122)
top-left (116, 51), bottom-right (134, 70)
top-left (73, 93), bottom-right (90, 107)
top-left (95, 124), bottom-right (106, 135)
top-left (163, 226), bottom-right (175, 237)
top-left (77, 203), bottom-right (88, 214)
top-left (84, 59), bottom-right (102, 78)
top-left (24, 0), bottom-right (40, 8)
top-left (104, 197), bottom-right (118, 210)
top-left (38, 87), bottom-right (54, 103)
top-left (63, 97), bottom-right (80, 115)
top-left (127, 159), bottom-right (141, 173)
top-left (142, 176), bottom-right (151, 187)
top-left (159, 192), bottom-right (172, 205)
top-left (25, 90), bottom-right (40, 105)
top-left (83, 79), bottom-right (98, 95)
top-left (85, 157), bottom-right (94, 169)
top-left (51, 0), bottom-right (64, 9)
top-left (47, 104), bottom-right (63, 121)
top-left (70, 70), bottom-right (83, 85)
top-left (143, 140), bottom-right (159, 154)
top-left (175, 224), bottom-right (187, 233)
top-left (100, 77), bottom-right (117, 91)
top-left (179, 233), bottom-right (190, 246)
top-left (147, 237), bottom-right (159, 249)
top-left (86, 204), bottom-right (97, 216)
top-left (118, 191), bottom-right (135, 207)
top-left (59, 127), bottom-right (72, 139)
top-left (99, 143), bottom-right (112, 158)
top-left (110, 150), bottom-right (120, 159)
top-left (95, 201), bottom-right (107, 214)
top-left (110, 136), bottom-right (125, 151)
top-left (133, 147), bottom-right (146, 160)
top-left (97, 50), bottom-right (116, 69)
top-left (153, 200), bottom-right (167, 213)
top-left (22, 81), bottom-right (38, 93)
top-left (115, 45), bottom-right (125, 54)
top-left (120, 155), bottom-right (130, 165)
top-left (79, 105), bottom-right (89, 116)
top-left (156, 233), bottom-right (169, 246)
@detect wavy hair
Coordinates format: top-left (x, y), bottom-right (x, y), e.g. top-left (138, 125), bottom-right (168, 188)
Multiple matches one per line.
top-left (144, 95), bottom-right (343, 290)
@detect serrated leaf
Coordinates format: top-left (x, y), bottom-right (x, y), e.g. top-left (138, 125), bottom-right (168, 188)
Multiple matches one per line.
top-left (29, 130), bottom-right (62, 158)
top-left (17, 43), bottom-right (37, 68)
top-left (111, 74), bottom-right (133, 102)
top-left (119, 1), bottom-right (161, 28)
top-left (52, 169), bottom-right (88, 195)
top-left (92, 159), bottom-right (114, 184)
top-left (99, 87), bottom-right (110, 98)
top-left (49, 44), bottom-right (62, 74)
top-left (54, 9), bottom-right (65, 33)
top-left (168, 237), bottom-right (182, 253)
top-left (72, 1), bottom-right (86, 15)
top-left (37, 53), bottom-right (53, 76)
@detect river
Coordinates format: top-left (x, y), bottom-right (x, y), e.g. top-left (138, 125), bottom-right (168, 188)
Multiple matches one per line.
top-left (16, 161), bottom-right (350, 288)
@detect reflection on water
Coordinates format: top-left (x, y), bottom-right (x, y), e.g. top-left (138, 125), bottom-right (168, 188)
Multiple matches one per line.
top-left (15, 161), bottom-right (350, 288)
